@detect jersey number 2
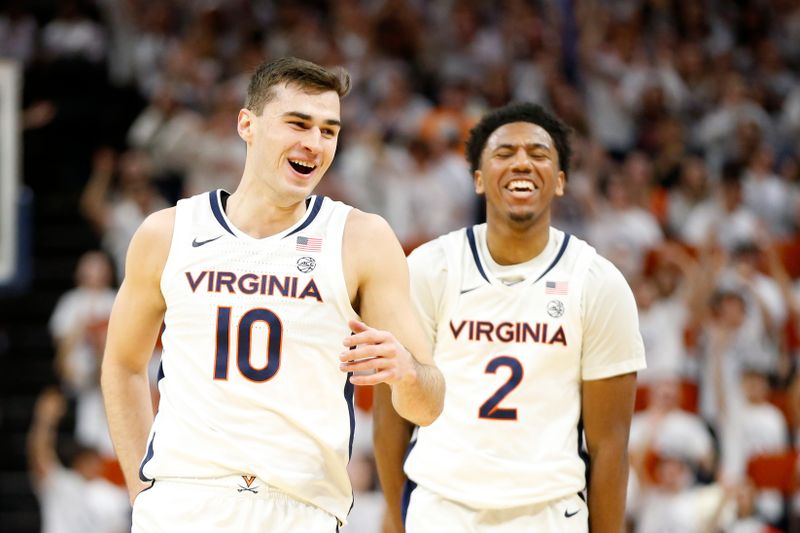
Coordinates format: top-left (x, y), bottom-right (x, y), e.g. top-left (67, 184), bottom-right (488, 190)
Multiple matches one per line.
top-left (214, 307), bottom-right (282, 382)
top-left (479, 356), bottom-right (523, 420)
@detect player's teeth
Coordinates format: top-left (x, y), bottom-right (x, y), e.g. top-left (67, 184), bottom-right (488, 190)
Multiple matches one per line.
top-left (507, 180), bottom-right (534, 190)
top-left (290, 160), bottom-right (315, 168)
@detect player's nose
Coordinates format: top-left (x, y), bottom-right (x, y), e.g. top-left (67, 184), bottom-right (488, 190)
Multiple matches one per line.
top-left (509, 150), bottom-right (533, 172)
top-left (301, 127), bottom-right (323, 153)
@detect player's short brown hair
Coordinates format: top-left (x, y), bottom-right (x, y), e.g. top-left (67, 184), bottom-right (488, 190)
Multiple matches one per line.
top-left (245, 57), bottom-right (351, 114)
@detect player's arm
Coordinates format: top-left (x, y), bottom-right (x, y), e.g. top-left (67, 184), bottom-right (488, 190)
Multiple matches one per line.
top-left (373, 238), bottom-right (443, 532)
top-left (373, 383), bottom-right (414, 533)
top-left (101, 208), bottom-right (173, 503)
top-left (27, 388), bottom-right (67, 486)
top-left (340, 210), bottom-right (444, 426)
top-left (582, 373), bottom-right (637, 533)
top-left (580, 256), bottom-right (645, 533)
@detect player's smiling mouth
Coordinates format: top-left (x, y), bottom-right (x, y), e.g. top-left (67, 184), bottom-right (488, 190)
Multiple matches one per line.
top-left (505, 179), bottom-right (537, 192)
top-left (289, 159), bottom-right (317, 175)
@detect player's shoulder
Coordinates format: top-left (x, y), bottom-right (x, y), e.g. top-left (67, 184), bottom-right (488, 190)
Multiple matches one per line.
top-left (137, 206), bottom-right (177, 242)
top-left (582, 247), bottom-right (635, 301)
top-left (408, 226), bottom-right (471, 265)
top-left (123, 206), bottom-right (176, 282)
top-left (556, 229), bottom-right (595, 256)
top-left (344, 208), bottom-right (395, 242)
top-left (587, 250), bottom-right (628, 284)
top-left (133, 206), bottom-right (176, 258)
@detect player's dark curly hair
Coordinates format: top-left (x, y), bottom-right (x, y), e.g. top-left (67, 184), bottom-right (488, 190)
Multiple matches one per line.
top-left (465, 102), bottom-right (572, 176)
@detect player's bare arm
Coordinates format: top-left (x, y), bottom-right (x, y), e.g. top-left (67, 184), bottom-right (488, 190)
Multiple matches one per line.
top-left (341, 209), bottom-right (444, 426)
top-left (101, 208), bottom-right (173, 503)
top-left (373, 383), bottom-right (414, 533)
top-left (582, 372), bottom-right (638, 533)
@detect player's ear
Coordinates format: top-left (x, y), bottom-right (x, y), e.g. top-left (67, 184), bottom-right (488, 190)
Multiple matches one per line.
top-left (474, 170), bottom-right (484, 194)
top-left (237, 108), bottom-right (254, 142)
top-left (554, 170), bottom-right (566, 197)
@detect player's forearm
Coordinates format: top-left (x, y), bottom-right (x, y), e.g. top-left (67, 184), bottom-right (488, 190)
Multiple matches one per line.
top-left (587, 446), bottom-right (629, 533)
top-left (101, 359), bottom-right (155, 502)
top-left (390, 362), bottom-right (444, 426)
top-left (373, 386), bottom-right (413, 533)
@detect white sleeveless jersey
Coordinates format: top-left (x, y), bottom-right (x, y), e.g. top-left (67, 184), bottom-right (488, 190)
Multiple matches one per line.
top-left (404, 224), bottom-right (645, 509)
top-left (140, 190), bottom-right (359, 521)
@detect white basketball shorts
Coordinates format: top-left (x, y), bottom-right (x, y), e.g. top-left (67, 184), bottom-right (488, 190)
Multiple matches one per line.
top-left (132, 476), bottom-right (341, 532)
top-left (404, 484), bottom-right (588, 533)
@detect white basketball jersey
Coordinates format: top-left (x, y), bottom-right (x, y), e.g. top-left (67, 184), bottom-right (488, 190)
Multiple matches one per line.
top-left (140, 190), bottom-right (359, 522)
top-left (404, 225), bottom-right (597, 509)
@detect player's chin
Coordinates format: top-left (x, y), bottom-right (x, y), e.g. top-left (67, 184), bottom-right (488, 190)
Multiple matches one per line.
top-left (506, 208), bottom-right (539, 225)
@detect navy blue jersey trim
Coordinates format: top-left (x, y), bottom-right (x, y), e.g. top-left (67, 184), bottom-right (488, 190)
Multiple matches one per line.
top-left (344, 370), bottom-right (356, 517)
top-left (578, 416), bottom-right (590, 490)
top-left (400, 477), bottom-right (418, 526)
top-left (466, 226), bottom-right (490, 283)
top-left (209, 190), bottom-right (235, 236)
top-left (138, 433), bottom-right (156, 482)
top-left (400, 439), bottom-right (418, 526)
top-left (344, 372), bottom-right (355, 460)
top-left (285, 196), bottom-right (325, 238)
top-left (534, 233), bottom-right (571, 283)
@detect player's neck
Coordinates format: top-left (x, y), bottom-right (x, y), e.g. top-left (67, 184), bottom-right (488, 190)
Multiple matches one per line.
top-left (484, 213), bottom-right (550, 266)
top-left (226, 180), bottom-right (308, 239)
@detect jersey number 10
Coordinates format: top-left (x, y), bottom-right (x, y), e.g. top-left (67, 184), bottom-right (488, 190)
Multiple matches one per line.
top-left (213, 307), bottom-right (283, 382)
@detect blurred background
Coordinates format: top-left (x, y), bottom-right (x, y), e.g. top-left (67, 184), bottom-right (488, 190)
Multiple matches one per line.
top-left (0, 0), bottom-right (799, 532)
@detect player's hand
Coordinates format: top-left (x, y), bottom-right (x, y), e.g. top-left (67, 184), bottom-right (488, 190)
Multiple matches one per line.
top-left (340, 319), bottom-right (418, 386)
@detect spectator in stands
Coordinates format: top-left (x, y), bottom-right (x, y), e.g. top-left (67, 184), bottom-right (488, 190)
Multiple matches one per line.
top-left (28, 388), bottom-right (130, 533)
top-left (49, 251), bottom-right (116, 458)
top-left (587, 172), bottom-right (664, 278)
top-left (665, 156), bottom-right (711, 239)
top-left (80, 148), bottom-right (169, 280)
top-left (632, 275), bottom-right (689, 382)
top-left (743, 144), bottom-right (797, 238)
top-left (682, 161), bottom-right (761, 251)
top-left (0, 0), bottom-right (37, 66)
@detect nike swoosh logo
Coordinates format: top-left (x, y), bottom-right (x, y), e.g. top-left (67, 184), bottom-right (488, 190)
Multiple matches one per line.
top-left (564, 509), bottom-right (580, 518)
top-left (460, 286), bottom-right (482, 295)
top-left (192, 235), bottom-right (223, 247)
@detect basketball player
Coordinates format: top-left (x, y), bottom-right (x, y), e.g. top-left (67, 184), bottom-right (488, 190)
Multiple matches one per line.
top-left (374, 102), bottom-right (646, 533)
top-left (101, 57), bottom-right (444, 532)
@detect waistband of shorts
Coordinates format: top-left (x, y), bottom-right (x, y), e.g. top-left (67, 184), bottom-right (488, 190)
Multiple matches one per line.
top-left (151, 475), bottom-right (344, 526)
top-left (152, 476), bottom-right (301, 502)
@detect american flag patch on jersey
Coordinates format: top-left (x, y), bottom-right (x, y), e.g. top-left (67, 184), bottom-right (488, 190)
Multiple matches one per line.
top-left (296, 236), bottom-right (322, 252)
top-left (545, 281), bottom-right (568, 295)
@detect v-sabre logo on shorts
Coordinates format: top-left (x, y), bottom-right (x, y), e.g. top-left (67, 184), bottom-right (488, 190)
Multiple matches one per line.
top-left (237, 475), bottom-right (259, 494)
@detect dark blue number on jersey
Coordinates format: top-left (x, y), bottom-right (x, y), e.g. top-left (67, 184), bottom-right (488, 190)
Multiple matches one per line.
top-left (214, 307), bottom-right (282, 382)
top-left (479, 356), bottom-right (523, 420)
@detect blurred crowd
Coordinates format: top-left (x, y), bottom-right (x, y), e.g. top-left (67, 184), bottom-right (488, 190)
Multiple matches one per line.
top-left (4, 0), bottom-right (800, 531)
